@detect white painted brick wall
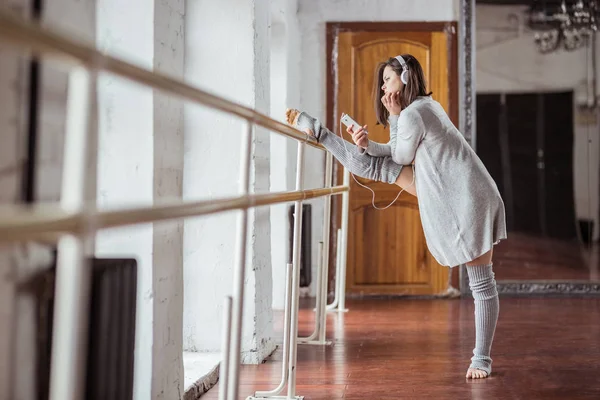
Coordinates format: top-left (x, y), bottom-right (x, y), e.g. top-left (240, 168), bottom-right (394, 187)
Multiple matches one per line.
top-left (97, 0), bottom-right (189, 398)
top-left (96, 2), bottom-right (155, 399)
top-left (249, 0), bottom-right (275, 364)
top-left (183, 0), bottom-right (275, 364)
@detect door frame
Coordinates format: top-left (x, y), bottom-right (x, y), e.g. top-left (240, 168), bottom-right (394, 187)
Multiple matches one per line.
top-left (325, 21), bottom-right (460, 296)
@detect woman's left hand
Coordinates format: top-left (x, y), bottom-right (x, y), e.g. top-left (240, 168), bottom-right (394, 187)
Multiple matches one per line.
top-left (349, 124), bottom-right (369, 149)
top-left (381, 91), bottom-right (402, 115)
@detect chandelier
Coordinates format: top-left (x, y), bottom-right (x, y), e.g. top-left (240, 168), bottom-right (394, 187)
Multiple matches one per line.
top-left (527, 0), bottom-right (599, 53)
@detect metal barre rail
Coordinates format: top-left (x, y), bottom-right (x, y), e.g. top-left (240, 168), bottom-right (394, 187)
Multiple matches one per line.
top-left (0, 186), bottom-right (348, 243)
top-left (0, 10), bottom-right (324, 150)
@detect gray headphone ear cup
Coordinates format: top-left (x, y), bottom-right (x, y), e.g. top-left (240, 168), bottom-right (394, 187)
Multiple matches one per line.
top-left (401, 70), bottom-right (408, 84)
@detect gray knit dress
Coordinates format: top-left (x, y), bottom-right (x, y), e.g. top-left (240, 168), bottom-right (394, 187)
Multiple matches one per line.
top-left (302, 96), bottom-right (507, 267)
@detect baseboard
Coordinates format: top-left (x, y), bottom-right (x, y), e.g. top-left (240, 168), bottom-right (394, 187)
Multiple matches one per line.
top-left (496, 281), bottom-right (600, 296)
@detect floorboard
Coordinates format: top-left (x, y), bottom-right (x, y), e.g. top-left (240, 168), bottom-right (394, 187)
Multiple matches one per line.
top-left (202, 298), bottom-right (600, 399)
top-left (494, 232), bottom-right (600, 281)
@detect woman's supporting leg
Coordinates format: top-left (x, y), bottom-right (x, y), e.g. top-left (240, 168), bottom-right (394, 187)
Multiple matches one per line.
top-left (288, 109), bottom-right (405, 184)
top-left (465, 249), bottom-right (498, 379)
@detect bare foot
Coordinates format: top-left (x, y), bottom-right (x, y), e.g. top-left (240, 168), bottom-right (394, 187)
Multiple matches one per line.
top-left (285, 108), bottom-right (319, 140)
top-left (466, 368), bottom-right (489, 379)
top-left (284, 108), bottom-right (315, 137)
top-left (285, 108), bottom-right (300, 126)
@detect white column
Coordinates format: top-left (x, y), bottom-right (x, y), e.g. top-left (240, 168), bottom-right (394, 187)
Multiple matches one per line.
top-left (270, 0), bottom-right (301, 310)
top-left (152, 0), bottom-right (185, 398)
top-left (296, 0), bottom-right (327, 300)
top-left (183, 0), bottom-right (275, 364)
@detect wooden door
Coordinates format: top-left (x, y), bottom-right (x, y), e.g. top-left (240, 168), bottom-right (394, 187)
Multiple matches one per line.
top-left (329, 24), bottom-right (457, 295)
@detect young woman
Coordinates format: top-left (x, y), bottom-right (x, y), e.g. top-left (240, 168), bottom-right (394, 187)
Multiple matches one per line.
top-left (286, 54), bottom-right (506, 379)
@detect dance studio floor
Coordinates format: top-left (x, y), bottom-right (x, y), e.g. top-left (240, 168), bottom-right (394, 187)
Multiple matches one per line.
top-left (493, 232), bottom-right (600, 281)
top-left (202, 297), bottom-right (600, 400)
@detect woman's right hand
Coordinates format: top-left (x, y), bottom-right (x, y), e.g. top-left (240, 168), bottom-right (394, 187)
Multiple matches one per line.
top-left (348, 124), bottom-right (369, 149)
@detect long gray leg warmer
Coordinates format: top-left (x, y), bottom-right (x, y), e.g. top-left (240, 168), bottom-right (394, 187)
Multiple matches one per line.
top-left (295, 112), bottom-right (403, 184)
top-left (466, 264), bottom-right (499, 376)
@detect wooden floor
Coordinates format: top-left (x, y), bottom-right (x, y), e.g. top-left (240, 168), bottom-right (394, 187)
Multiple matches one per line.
top-left (202, 297), bottom-right (600, 400)
top-left (493, 232), bottom-right (600, 281)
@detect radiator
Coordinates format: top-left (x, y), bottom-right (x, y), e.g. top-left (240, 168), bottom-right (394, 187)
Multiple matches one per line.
top-left (85, 258), bottom-right (137, 400)
top-left (288, 204), bottom-right (312, 287)
top-left (24, 257), bottom-right (137, 400)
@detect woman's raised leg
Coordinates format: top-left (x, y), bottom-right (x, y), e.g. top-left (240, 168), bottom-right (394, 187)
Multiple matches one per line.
top-left (286, 108), bottom-right (406, 185)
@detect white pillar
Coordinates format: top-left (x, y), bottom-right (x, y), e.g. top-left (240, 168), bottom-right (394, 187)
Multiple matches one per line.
top-left (152, 0), bottom-right (185, 398)
top-left (183, 0), bottom-right (275, 364)
top-left (96, 0), bottom-right (185, 398)
top-left (296, 0), bottom-right (327, 300)
top-left (270, 0), bottom-right (301, 310)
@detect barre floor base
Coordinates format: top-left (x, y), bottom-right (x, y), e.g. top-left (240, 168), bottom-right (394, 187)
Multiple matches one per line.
top-left (203, 297), bottom-right (600, 400)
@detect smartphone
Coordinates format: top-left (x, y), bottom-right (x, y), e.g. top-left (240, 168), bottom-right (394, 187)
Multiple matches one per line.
top-left (340, 113), bottom-right (365, 134)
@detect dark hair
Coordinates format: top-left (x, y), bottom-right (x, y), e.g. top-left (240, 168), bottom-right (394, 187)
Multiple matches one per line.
top-left (372, 54), bottom-right (432, 126)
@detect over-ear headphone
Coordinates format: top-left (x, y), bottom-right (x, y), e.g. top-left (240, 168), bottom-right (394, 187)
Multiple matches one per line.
top-left (395, 55), bottom-right (409, 84)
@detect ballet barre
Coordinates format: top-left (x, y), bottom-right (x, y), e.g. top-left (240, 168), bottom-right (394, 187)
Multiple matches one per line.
top-left (0, 10), bottom-right (351, 400)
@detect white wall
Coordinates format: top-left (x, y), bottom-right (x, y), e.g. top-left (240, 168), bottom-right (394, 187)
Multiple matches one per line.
top-left (269, 19), bottom-right (290, 309)
top-left (295, 0), bottom-right (460, 299)
top-left (184, 0), bottom-right (275, 364)
top-left (476, 4), bottom-right (600, 239)
top-left (97, 0), bottom-right (186, 398)
top-left (95, 1), bottom-right (155, 398)
top-left (476, 5), bottom-right (599, 94)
